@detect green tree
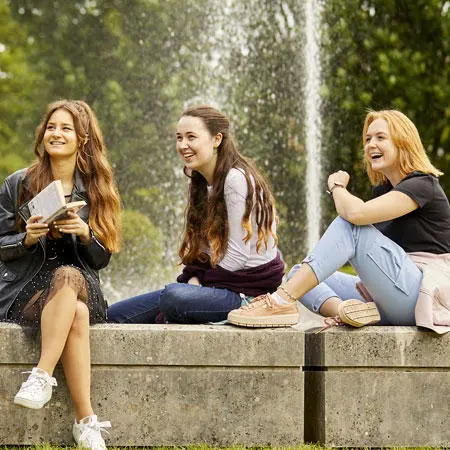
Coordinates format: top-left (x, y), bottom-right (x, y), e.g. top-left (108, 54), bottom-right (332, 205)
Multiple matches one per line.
top-left (0, 0), bottom-right (45, 179)
top-left (1, 0), bottom-right (448, 297)
top-left (321, 0), bottom-right (450, 226)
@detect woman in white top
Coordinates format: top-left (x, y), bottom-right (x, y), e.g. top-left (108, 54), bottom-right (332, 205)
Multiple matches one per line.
top-left (108, 105), bottom-right (285, 324)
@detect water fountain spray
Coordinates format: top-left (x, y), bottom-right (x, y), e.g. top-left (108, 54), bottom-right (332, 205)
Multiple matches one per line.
top-left (305, 0), bottom-right (323, 251)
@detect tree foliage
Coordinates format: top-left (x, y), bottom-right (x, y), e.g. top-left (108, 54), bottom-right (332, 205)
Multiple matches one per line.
top-left (321, 0), bottom-right (449, 225)
top-left (0, 0), bottom-right (448, 298)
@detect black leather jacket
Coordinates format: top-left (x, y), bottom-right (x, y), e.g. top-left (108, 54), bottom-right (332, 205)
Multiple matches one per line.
top-left (0, 168), bottom-right (111, 320)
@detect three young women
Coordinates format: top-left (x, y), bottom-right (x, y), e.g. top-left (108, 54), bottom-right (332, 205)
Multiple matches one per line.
top-left (0, 100), bottom-right (121, 449)
top-left (108, 105), bottom-right (286, 324)
top-left (228, 110), bottom-right (450, 331)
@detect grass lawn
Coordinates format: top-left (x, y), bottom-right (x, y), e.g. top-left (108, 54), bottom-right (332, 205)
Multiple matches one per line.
top-left (0, 445), bottom-right (444, 450)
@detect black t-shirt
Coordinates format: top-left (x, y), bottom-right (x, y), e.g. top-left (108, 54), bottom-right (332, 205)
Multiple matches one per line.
top-left (373, 171), bottom-right (450, 254)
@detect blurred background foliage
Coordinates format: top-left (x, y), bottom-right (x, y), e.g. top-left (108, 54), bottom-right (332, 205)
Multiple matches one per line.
top-left (0, 0), bottom-right (448, 301)
top-left (320, 0), bottom-right (449, 224)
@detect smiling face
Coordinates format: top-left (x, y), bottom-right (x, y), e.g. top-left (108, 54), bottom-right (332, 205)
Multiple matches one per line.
top-left (176, 115), bottom-right (221, 184)
top-left (43, 108), bottom-right (79, 161)
top-left (364, 118), bottom-right (399, 178)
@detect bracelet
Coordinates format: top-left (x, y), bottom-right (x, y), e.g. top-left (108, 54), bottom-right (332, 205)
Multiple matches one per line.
top-left (277, 284), bottom-right (297, 302)
top-left (326, 182), bottom-right (345, 197)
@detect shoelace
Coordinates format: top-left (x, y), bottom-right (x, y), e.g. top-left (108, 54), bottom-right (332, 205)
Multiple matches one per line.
top-left (241, 293), bottom-right (273, 311)
top-left (79, 418), bottom-right (111, 445)
top-left (315, 316), bottom-right (344, 333)
top-left (20, 370), bottom-right (57, 394)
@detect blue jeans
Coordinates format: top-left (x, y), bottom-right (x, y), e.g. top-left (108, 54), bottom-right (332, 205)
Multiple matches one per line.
top-left (289, 216), bottom-right (423, 325)
top-left (107, 283), bottom-right (242, 324)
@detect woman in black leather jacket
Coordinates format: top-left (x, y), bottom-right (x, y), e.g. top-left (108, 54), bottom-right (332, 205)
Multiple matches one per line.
top-left (0, 100), bottom-right (120, 450)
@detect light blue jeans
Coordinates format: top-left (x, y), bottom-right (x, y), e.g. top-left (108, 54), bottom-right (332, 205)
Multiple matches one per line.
top-left (289, 216), bottom-right (423, 325)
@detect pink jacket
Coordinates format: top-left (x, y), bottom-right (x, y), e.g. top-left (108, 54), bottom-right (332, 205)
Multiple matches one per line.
top-left (409, 252), bottom-right (450, 334)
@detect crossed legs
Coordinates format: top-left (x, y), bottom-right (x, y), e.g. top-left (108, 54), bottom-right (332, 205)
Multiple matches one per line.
top-left (286, 216), bottom-right (422, 325)
top-left (37, 266), bottom-right (93, 420)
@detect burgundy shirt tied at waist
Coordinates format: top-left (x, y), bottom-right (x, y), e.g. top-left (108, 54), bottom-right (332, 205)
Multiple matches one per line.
top-left (177, 253), bottom-right (285, 297)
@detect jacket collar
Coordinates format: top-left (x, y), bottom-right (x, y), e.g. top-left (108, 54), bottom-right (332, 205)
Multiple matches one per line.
top-left (21, 167), bottom-right (87, 195)
top-left (72, 168), bottom-right (88, 202)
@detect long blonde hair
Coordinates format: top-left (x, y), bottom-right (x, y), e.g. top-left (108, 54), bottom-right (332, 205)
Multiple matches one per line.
top-left (21, 100), bottom-right (121, 252)
top-left (363, 109), bottom-right (442, 185)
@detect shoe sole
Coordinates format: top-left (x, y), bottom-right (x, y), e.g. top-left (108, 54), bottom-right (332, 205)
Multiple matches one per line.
top-left (227, 312), bottom-right (299, 328)
top-left (338, 300), bottom-right (380, 327)
top-left (14, 396), bottom-right (50, 409)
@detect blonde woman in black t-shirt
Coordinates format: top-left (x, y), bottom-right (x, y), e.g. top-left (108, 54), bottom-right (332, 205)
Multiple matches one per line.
top-left (228, 110), bottom-right (450, 329)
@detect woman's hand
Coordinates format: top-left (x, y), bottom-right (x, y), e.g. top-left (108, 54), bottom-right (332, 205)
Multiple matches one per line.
top-left (54, 210), bottom-right (91, 243)
top-left (327, 170), bottom-right (350, 191)
top-left (23, 216), bottom-right (49, 247)
top-left (188, 277), bottom-right (201, 286)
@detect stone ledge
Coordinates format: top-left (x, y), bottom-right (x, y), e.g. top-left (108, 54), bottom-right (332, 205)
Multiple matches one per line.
top-left (1, 320), bottom-right (449, 447)
top-left (0, 322), bottom-right (304, 366)
top-left (0, 323), bottom-right (304, 446)
top-left (305, 325), bottom-right (450, 367)
top-left (304, 325), bottom-right (450, 448)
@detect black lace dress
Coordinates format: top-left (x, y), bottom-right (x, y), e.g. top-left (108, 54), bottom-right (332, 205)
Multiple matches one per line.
top-left (8, 233), bottom-right (107, 326)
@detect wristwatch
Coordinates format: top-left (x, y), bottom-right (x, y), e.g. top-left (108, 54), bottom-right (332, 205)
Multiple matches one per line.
top-left (326, 181), bottom-right (345, 197)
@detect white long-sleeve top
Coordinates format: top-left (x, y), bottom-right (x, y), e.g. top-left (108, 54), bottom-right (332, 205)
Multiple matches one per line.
top-left (206, 168), bottom-right (278, 272)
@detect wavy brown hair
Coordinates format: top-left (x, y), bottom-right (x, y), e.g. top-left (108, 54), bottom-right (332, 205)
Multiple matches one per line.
top-left (363, 109), bottom-right (442, 186)
top-left (20, 100), bottom-right (121, 252)
top-left (178, 105), bottom-right (278, 266)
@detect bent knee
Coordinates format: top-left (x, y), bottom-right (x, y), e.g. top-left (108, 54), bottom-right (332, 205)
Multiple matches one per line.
top-left (52, 266), bottom-right (86, 289)
top-left (70, 301), bottom-right (90, 333)
top-left (159, 283), bottom-right (192, 315)
top-left (51, 266), bottom-right (87, 297)
top-left (53, 265), bottom-right (84, 282)
top-left (334, 215), bottom-right (353, 228)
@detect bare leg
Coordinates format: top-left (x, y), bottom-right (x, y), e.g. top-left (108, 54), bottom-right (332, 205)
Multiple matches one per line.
top-left (37, 284), bottom-right (77, 375)
top-left (318, 296), bottom-right (342, 316)
top-left (61, 301), bottom-right (94, 421)
top-left (275, 265), bottom-right (355, 317)
top-left (274, 263), bottom-right (319, 302)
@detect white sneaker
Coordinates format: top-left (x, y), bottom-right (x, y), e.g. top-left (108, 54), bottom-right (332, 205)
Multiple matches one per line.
top-left (14, 367), bottom-right (57, 409)
top-left (73, 415), bottom-right (111, 450)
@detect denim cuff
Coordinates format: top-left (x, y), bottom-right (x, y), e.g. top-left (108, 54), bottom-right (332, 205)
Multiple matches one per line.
top-left (302, 254), bottom-right (324, 283)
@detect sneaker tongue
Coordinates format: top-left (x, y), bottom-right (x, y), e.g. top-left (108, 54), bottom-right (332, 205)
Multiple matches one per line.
top-left (34, 368), bottom-right (49, 377)
top-left (80, 414), bottom-right (97, 425)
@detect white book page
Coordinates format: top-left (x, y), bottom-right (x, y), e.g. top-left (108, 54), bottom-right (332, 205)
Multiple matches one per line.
top-left (27, 180), bottom-right (65, 222)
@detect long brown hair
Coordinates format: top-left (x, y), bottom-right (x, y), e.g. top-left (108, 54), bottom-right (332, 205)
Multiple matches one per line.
top-left (21, 100), bottom-right (121, 252)
top-left (363, 109), bottom-right (442, 185)
top-left (178, 105), bottom-right (277, 266)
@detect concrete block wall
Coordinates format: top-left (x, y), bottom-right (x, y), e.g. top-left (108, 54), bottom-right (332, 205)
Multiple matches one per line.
top-left (0, 323), bottom-right (304, 446)
top-left (305, 326), bottom-right (450, 448)
top-left (1, 320), bottom-right (449, 447)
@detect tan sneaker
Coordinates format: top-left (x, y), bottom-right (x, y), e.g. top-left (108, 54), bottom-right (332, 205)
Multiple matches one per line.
top-left (337, 299), bottom-right (381, 327)
top-left (227, 294), bottom-right (299, 328)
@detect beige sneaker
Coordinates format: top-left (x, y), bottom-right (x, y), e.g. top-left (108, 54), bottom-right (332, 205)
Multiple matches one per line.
top-left (337, 299), bottom-right (381, 327)
top-left (227, 294), bottom-right (299, 328)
